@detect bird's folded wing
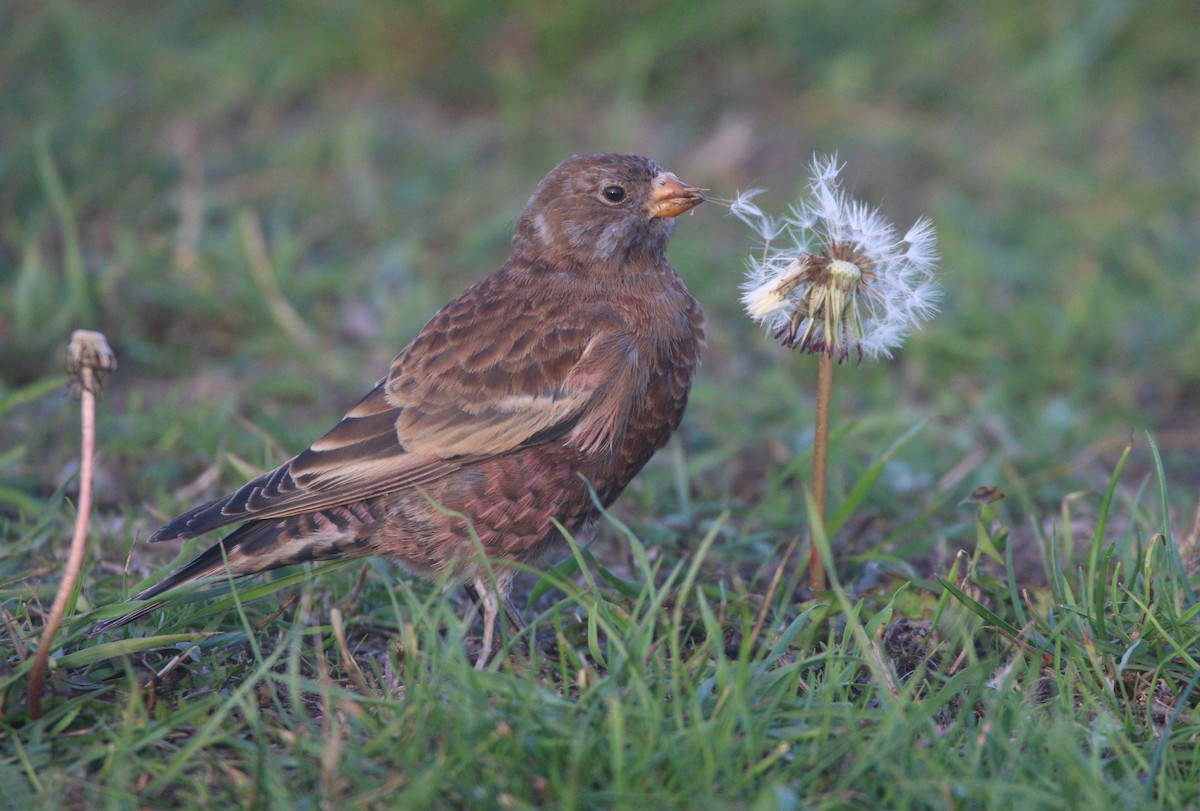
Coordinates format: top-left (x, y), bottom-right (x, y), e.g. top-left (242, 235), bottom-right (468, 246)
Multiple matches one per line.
top-left (393, 330), bottom-right (640, 458)
top-left (150, 330), bottom-right (637, 542)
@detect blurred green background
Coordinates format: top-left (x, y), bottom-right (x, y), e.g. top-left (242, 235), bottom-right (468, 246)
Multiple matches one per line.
top-left (2, 0), bottom-right (1198, 572)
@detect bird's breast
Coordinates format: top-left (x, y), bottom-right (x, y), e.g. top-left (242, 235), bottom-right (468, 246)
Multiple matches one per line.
top-left (592, 282), bottom-right (703, 501)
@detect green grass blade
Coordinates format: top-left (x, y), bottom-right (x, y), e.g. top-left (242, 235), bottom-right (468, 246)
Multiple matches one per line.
top-left (1146, 432), bottom-right (1195, 605)
top-left (53, 634), bottom-right (206, 668)
top-left (1088, 442), bottom-right (1130, 594)
top-left (0, 375), bottom-right (68, 421)
top-left (34, 127), bottom-right (91, 320)
top-left (828, 418), bottom-right (929, 535)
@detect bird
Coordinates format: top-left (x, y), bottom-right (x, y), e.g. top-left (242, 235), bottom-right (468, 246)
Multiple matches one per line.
top-left (90, 152), bottom-right (705, 667)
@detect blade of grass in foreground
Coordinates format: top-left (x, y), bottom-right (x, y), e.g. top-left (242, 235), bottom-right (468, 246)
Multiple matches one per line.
top-left (53, 634), bottom-right (207, 669)
top-left (1147, 432), bottom-right (1196, 605)
top-left (1087, 442), bottom-right (1130, 601)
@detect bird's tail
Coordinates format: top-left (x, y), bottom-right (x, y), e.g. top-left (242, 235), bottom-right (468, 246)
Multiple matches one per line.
top-left (89, 511), bottom-right (375, 635)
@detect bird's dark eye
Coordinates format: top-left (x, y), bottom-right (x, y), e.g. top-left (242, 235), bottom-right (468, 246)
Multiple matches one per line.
top-left (602, 185), bottom-right (627, 203)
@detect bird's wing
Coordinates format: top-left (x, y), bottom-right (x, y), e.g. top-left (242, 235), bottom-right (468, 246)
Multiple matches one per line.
top-left (392, 328), bottom-right (642, 458)
top-left (151, 291), bottom-right (637, 542)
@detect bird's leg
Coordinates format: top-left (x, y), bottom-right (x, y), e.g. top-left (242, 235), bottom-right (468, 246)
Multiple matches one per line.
top-left (462, 580), bottom-right (489, 666)
top-left (499, 593), bottom-right (532, 658)
top-left (502, 597), bottom-right (526, 637)
top-left (464, 573), bottom-right (525, 668)
top-left (463, 575), bottom-right (501, 669)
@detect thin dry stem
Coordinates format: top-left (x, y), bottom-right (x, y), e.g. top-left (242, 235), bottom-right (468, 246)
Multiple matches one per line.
top-left (1, 604), bottom-right (30, 662)
top-left (331, 607), bottom-right (375, 696)
top-left (155, 645), bottom-right (200, 683)
top-left (748, 536), bottom-right (800, 652)
top-left (314, 627), bottom-right (345, 804)
top-left (240, 210), bottom-right (321, 351)
top-left (810, 352), bottom-right (834, 592)
top-left (28, 330), bottom-right (115, 719)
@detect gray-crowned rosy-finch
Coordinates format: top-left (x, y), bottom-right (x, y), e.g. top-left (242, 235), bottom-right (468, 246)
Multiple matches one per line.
top-left (92, 152), bottom-right (705, 666)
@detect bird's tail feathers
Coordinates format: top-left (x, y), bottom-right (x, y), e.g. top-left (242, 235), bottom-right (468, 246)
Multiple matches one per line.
top-left (89, 515), bottom-right (372, 635)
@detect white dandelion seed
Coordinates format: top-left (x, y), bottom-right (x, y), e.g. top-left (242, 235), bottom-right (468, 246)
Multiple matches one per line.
top-left (730, 188), bottom-right (787, 243)
top-left (736, 154), bottom-right (941, 361)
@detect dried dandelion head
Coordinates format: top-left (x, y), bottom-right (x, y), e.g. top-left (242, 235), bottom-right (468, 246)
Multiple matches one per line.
top-left (67, 330), bottom-right (117, 396)
top-left (736, 155), bottom-right (940, 361)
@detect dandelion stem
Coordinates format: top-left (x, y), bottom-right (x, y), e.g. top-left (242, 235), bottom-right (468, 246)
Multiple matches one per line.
top-left (29, 377), bottom-right (94, 718)
top-left (735, 157), bottom-right (939, 596)
top-left (810, 351), bottom-right (834, 592)
top-left (28, 331), bottom-right (114, 719)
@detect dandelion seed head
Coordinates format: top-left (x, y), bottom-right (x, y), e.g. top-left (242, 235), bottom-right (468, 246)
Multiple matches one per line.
top-left (740, 256), bottom-right (802, 318)
top-left (736, 155), bottom-right (941, 361)
top-left (827, 259), bottom-right (862, 285)
top-left (742, 279), bottom-right (788, 320)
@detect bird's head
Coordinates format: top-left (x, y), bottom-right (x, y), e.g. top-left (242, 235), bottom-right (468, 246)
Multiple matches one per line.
top-left (514, 153), bottom-right (704, 271)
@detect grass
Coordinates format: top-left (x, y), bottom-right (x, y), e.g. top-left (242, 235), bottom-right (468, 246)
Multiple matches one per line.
top-left (3, 457), bottom-right (1195, 808)
top-left (2, 1), bottom-right (1200, 808)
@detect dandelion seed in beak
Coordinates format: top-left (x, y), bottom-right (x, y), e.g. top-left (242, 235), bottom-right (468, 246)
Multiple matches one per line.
top-left (730, 189), bottom-right (787, 243)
